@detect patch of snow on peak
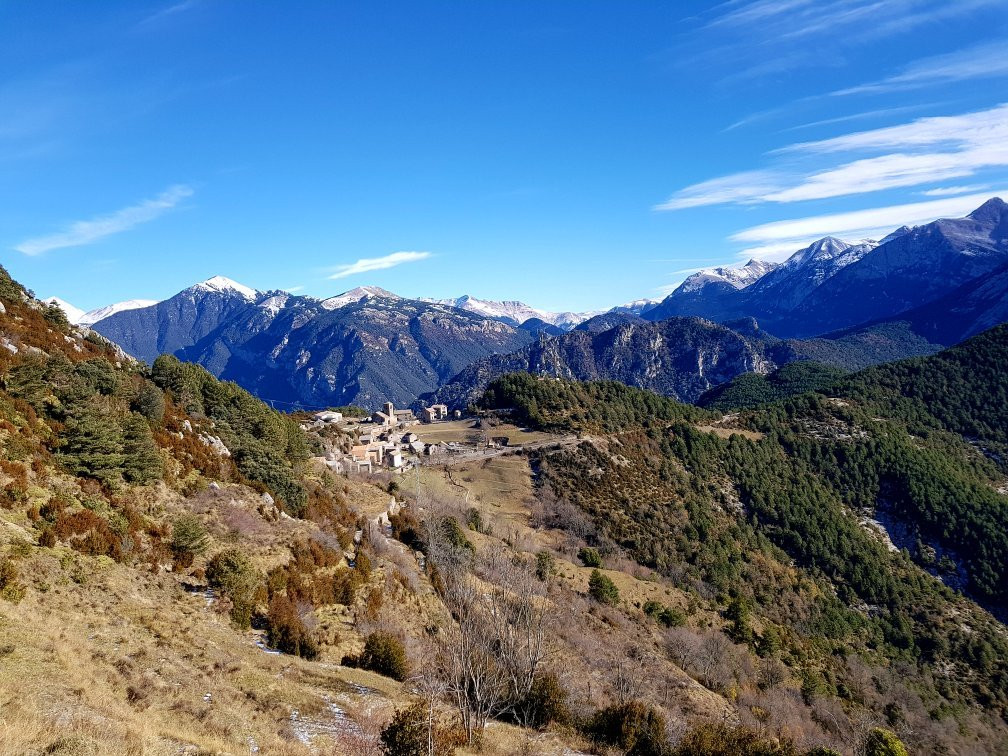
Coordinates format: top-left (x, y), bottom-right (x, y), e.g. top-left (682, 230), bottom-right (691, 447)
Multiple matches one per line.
top-left (193, 275), bottom-right (259, 300)
top-left (321, 286), bottom-right (399, 310)
top-left (44, 297), bottom-right (86, 324)
top-left (258, 293), bottom-right (291, 317)
top-left (80, 299), bottom-right (159, 325)
top-left (424, 294), bottom-right (598, 329)
top-left (612, 298), bottom-right (660, 315)
top-left (679, 259), bottom-right (778, 294)
top-left (783, 237), bottom-right (878, 272)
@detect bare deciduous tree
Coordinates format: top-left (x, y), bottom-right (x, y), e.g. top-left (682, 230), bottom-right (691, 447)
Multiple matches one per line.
top-left (431, 538), bottom-right (551, 742)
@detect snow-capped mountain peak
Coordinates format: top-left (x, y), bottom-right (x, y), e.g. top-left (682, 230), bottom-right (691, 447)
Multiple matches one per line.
top-left (679, 258), bottom-right (778, 294)
top-left (320, 286), bottom-right (400, 310)
top-left (783, 237), bottom-right (852, 268)
top-left (614, 298), bottom-right (660, 315)
top-left (192, 275), bottom-right (259, 300)
top-left (79, 300), bottom-right (159, 326)
top-left (422, 295), bottom-right (600, 329)
top-left (44, 297), bottom-right (86, 324)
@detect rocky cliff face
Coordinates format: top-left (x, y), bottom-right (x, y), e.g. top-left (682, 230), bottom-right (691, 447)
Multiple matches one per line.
top-left (418, 318), bottom-right (780, 410)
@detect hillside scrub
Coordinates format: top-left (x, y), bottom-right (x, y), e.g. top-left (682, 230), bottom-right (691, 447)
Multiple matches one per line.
top-left (480, 345), bottom-right (1008, 751)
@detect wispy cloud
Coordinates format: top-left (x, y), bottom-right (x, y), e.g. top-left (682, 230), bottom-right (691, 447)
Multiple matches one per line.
top-left (657, 104), bottom-right (1008, 209)
top-left (683, 0), bottom-right (1002, 84)
top-left (327, 251), bottom-right (432, 280)
top-left (921, 184), bottom-right (990, 197)
top-left (777, 103), bottom-right (1008, 155)
top-left (729, 190), bottom-right (1005, 258)
top-left (15, 184), bottom-right (193, 256)
top-left (137, 0), bottom-right (200, 27)
top-left (833, 40), bottom-right (1008, 96)
top-left (705, 0), bottom-right (1000, 45)
top-left (782, 103), bottom-right (942, 132)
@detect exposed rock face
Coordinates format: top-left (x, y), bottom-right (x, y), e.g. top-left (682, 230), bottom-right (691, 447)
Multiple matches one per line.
top-left (419, 317), bottom-right (780, 410)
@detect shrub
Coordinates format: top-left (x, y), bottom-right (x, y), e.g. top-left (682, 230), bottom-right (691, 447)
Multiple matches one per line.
top-left (355, 548), bottom-right (372, 578)
top-left (0, 559), bottom-right (25, 604)
top-left (380, 702), bottom-right (462, 756)
top-left (390, 509), bottom-right (425, 553)
top-left (535, 551), bottom-right (555, 581)
top-left (863, 728), bottom-right (909, 756)
top-left (380, 702), bottom-right (427, 756)
top-left (170, 514), bottom-right (210, 567)
top-left (589, 701), bottom-right (668, 756)
top-left (644, 601), bottom-right (686, 627)
top-left (517, 671), bottom-right (571, 729)
top-left (670, 722), bottom-right (790, 756)
top-left (725, 597), bottom-right (754, 644)
top-left (206, 548), bottom-right (260, 629)
top-left (578, 547), bottom-right (603, 568)
top-left (38, 528), bottom-right (57, 548)
top-left (344, 631), bottom-right (409, 681)
top-left (266, 593), bottom-right (319, 659)
top-left (438, 516), bottom-right (473, 553)
top-left (588, 569), bottom-right (619, 605)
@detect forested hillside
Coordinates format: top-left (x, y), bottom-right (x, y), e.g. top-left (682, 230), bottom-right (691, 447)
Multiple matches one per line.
top-left (481, 335), bottom-right (1008, 752)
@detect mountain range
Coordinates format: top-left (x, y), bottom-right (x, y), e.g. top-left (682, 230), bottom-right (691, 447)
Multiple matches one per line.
top-left (647, 198), bottom-right (1008, 338)
top-left (47, 197), bottom-right (1008, 411)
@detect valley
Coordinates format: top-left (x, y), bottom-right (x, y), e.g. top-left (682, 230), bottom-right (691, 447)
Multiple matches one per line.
top-left (4, 258), bottom-right (1008, 754)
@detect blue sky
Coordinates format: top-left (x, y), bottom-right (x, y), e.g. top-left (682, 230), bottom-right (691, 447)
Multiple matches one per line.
top-left (2, 1), bottom-right (1007, 312)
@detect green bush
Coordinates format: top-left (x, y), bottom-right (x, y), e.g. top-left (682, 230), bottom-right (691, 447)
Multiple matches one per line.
top-left (863, 728), bottom-right (909, 756)
top-left (578, 546), bottom-right (603, 568)
top-left (344, 631), bottom-right (409, 681)
top-left (170, 514), bottom-right (210, 567)
top-left (589, 701), bottom-right (668, 756)
top-left (121, 414), bottom-right (163, 484)
top-left (588, 569), bottom-right (619, 605)
top-left (465, 507), bottom-right (483, 533)
top-left (670, 721), bottom-right (793, 755)
top-left (58, 408), bottom-right (126, 486)
top-left (206, 548), bottom-right (260, 629)
top-left (535, 551), bottom-right (555, 581)
top-left (380, 701), bottom-right (460, 756)
top-left (518, 671), bottom-right (571, 729)
top-left (644, 601), bottom-right (686, 627)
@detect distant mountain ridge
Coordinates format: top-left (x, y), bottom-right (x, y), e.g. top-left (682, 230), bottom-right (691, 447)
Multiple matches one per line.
top-left (90, 279), bottom-right (534, 410)
top-left (417, 316), bottom-right (943, 411)
top-left (54, 198), bottom-right (1008, 411)
top-left (647, 198), bottom-right (1008, 339)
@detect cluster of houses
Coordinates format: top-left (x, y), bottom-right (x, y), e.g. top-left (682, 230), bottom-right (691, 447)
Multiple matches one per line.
top-left (309, 401), bottom-right (461, 474)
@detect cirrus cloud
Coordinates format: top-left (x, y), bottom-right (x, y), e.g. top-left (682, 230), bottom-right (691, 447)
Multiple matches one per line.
top-left (656, 104), bottom-right (1008, 210)
top-left (327, 251), bottom-right (432, 280)
top-left (15, 184), bottom-right (193, 255)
